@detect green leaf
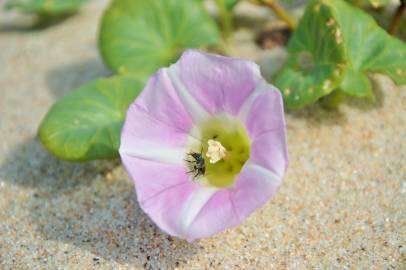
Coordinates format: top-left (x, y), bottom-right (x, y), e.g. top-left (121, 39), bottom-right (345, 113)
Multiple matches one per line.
top-left (5, 0), bottom-right (87, 14)
top-left (224, 0), bottom-right (240, 10)
top-left (331, 0), bottom-right (406, 85)
top-left (39, 76), bottom-right (144, 161)
top-left (340, 69), bottom-right (374, 101)
top-left (99, 0), bottom-right (220, 77)
top-left (275, 0), bottom-right (406, 108)
top-left (274, 1), bottom-right (346, 108)
top-left (346, 0), bottom-right (389, 9)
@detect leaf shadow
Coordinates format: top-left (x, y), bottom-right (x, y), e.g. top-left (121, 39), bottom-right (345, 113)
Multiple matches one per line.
top-left (0, 138), bottom-right (198, 268)
top-left (343, 75), bottom-right (385, 111)
top-left (286, 74), bottom-right (389, 124)
top-left (0, 13), bottom-right (75, 33)
top-left (46, 58), bottom-right (112, 99)
top-left (286, 103), bottom-right (348, 127)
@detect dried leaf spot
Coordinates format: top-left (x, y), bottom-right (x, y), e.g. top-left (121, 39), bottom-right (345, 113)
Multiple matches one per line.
top-left (326, 18), bottom-right (335, 27)
top-left (314, 3), bottom-right (321, 12)
top-left (284, 88), bottom-right (291, 96)
top-left (334, 68), bottom-right (341, 77)
top-left (322, 80), bottom-right (332, 92)
top-left (370, 0), bottom-right (382, 8)
top-left (396, 69), bottom-right (403, 76)
top-left (335, 28), bottom-right (343, 44)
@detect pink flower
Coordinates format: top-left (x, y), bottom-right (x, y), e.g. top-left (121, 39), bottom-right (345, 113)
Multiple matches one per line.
top-left (120, 50), bottom-right (288, 241)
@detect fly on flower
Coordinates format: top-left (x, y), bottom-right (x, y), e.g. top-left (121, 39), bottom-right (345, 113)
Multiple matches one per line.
top-left (120, 50), bottom-right (288, 241)
top-left (185, 150), bottom-right (206, 179)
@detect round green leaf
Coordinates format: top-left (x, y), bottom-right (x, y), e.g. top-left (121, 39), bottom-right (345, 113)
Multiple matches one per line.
top-left (99, 0), bottom-right (220, 77)
top-left (39, 76), bottom-right (144, 161)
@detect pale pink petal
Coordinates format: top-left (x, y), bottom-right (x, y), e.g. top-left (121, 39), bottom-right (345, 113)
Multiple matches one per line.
top-left (230, 162), bottom-right (282, 219)
top-left (241, 85), bottom-right (286, 139)
top-left (184, 161), bottom-right (282, 241)
top-left (120, 103), bottom-right (192, 164)
top-left (177, 50), bottom-right (262, 115)
top-left (120, 68), bottom-right (202, 164)
top-left (249, 129), bottom-right (288, 178)
top-left (185, 189), bottom-right (241, 241)
top-left (121, 156), bottom-right (187, 205)
top-left (140, 179), bottom-right (216, 239)
top-left (136, 68), bottom-right (194, 131)
top-left (141, 182), bottom-right (198, 238)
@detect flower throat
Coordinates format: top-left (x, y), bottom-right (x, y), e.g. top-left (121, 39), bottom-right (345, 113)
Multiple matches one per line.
top-left (186, 115), bottom-right (251, 188)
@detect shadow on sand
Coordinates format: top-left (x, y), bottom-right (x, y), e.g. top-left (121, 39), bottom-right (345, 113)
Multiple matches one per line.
top-left (46, 58), bottom-right (112, 99)
top-left (0, 138), bottom-right (198, 269)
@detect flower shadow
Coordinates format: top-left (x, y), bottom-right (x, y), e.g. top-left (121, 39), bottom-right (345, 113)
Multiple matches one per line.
top-left (0, 138), bottom-right (198, 268)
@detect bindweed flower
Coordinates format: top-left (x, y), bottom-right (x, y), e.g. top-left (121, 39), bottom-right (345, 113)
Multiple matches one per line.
top-left (120, 50), bottom-right (288, 241)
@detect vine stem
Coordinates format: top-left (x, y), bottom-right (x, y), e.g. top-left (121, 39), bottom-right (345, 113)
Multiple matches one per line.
top-left (388, 0), bottom-right (405, 35)
top-left (255, 0), bottom-right (297, 30)
top-left (214, 0), bottom-right (233, 45)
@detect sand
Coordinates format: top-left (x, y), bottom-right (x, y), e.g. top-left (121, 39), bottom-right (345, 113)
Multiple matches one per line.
top-left (0, 1), bottom-right (405, 269)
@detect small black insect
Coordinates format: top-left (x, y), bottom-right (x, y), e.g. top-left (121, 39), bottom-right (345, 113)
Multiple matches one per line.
top-left (185, 150), bottom-right (206, 179)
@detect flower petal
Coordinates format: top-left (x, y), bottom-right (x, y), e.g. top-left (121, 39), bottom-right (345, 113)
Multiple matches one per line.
top-left (135, 68), bottom-right (194, 131)
top-left (140, 178), bottom-right (215, 239)
top-left (120, 68), bottom-right (204, 165)
top-left (250, 129), bottom-right (288, 177)
top-left (230, 161), bottom-right (281, 219)
top-left (240, 84), bottom-right (286, 139)
top-left (121, 157), bottom-right (189, 205)
top-left (184, 189), bottom-right (241, 241)
top-left (177, 50), bottom-right (262, 115)
top-left (120, 103), bottom-right (192, 165)
top-left (184, 161), bottom-right (282, 241)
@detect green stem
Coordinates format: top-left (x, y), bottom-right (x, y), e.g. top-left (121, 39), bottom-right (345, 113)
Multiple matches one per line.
top-left (214, 0), bottom-right (233, 44)
top-left (255, 0), bottom-right (296, 30)
top-left (388, 0), bottom-right (405, 35)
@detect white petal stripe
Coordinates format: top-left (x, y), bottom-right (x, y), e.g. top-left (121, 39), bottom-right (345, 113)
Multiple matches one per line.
top-left (166, 65), bottom-right (210, 123)
top-left (243, 161), bottom-right (282, 185)
top-left (119, 142), bottom-right (185, 165)
top-left (238, 79), bottom-right (270, 122)
top-left (180, 187), bottom-right (218, 235)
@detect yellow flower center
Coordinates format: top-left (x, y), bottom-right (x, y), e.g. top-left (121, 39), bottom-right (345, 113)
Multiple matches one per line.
top-left (186, 114), bottom-right (250, 188)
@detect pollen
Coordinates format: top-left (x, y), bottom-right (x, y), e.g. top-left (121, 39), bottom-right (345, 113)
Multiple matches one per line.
top-left (206, 139), bottom-right (227, 164)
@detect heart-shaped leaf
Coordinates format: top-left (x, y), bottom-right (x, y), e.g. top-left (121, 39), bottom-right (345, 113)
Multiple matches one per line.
top-left (5, 0), bottom-right (87, 14)
top-left (275, 0), bottom-right (406, 108)
top-left (331, 0), bottom-right (406, 85)
top-left (274, 1), bottom-right (346, 108)
top-left (99, 0), bottom-right (220, 77)
top-left (39, 76), bottom-right (144, 161)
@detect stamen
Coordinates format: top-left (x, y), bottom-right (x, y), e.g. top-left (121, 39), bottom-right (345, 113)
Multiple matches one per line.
top-left (206, 139), bottom-right (227, 164)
